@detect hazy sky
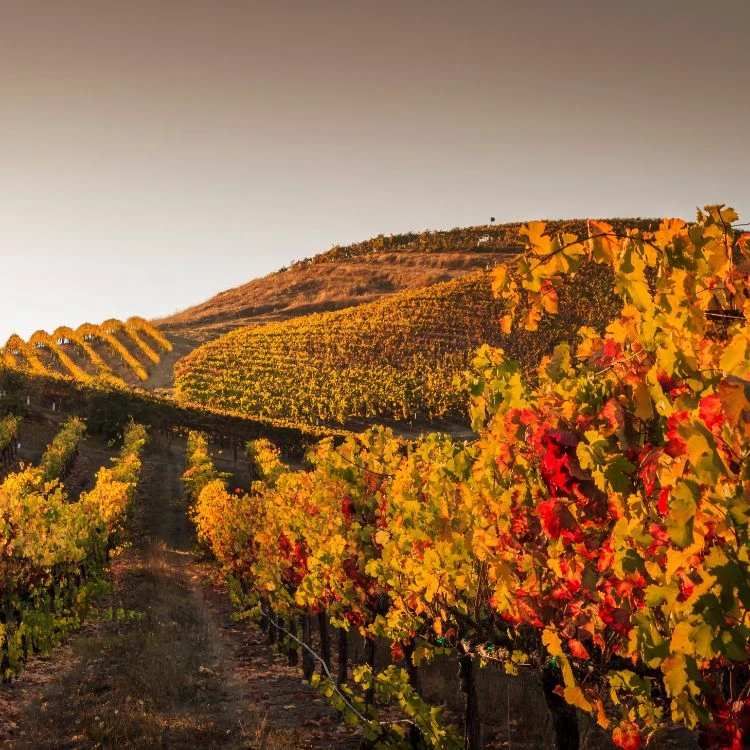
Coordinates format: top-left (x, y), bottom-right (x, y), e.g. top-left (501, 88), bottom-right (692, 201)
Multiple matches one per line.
top-left (1, 0), bottom-right (748, 340)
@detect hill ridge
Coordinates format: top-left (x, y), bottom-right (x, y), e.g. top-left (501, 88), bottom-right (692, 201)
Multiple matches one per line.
top-left (156, 218), bottom-right (659, 342)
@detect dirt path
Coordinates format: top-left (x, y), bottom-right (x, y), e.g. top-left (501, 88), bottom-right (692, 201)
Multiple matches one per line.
top-left (143, 334), bottom-right (199, 394)
top-left (0, 437), bottom-right (358, 749)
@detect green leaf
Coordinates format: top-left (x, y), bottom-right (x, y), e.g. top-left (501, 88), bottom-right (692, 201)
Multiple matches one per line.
top-left (603, 455), bottom-right (635, 494)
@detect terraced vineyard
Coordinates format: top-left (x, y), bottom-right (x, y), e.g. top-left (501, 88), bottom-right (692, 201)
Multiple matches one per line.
top-left (184, 209), bottom-right (750, 750)
top-left (294, 217), bottom-right (659, 267)
top-left (1, 317), bottom-right (172, 386)
top-left (173, 263), bottom-right (620, 427)
top-left (2, 211), bottom-right (748, 750)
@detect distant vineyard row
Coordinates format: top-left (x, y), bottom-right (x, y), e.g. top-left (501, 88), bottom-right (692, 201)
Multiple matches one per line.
top-left (1, 316), bottom-right (171, 385)
top-left (287, 217), bottom-right (660, 269)
top-left (174, 265), bottom-right (621, 428)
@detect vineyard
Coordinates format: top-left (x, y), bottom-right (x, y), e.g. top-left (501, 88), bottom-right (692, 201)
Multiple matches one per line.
top-left (0, 417), bottom-right (146, 678)
top-left (0, 416), bottom-right (21, 471)
top-left (1, 316), bottom-right (172, 386)
top-left (289, 219), bottom-right (660, 270)
top-left (183, 207), bottom-right (750, 749)
top-left (0, 207), bottom-right (748, 750)
top-left (173, 263), bottom-right (621, 429)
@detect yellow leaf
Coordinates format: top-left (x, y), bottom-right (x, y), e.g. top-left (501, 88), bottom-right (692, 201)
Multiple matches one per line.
top-left (542, 628), bottom-right (563, 657)
top-left (374, 529), bottom-right (391, 546)
top-left (491, 266), bottom-right (509, 296)
top-left (594, 698), bottom-right (609, 729)
top-left (720, 334), bottom-right (750, 377)
top-left (587, 220), bottom-right (618, 264)
top-left (718, 377), bottom-right (750, 430)
top-left (523, 305), bottom-right (542, 331)
top-left (670, 621), bottom-right (694, 655)
top-left (564, 685), bottom-right (593, 713)
top-left (632, 380), bottom-right (654, 421)
top-left (662, 653), bottom-right (688, 698)
top-left (520, 221), bottom-right (552, 257)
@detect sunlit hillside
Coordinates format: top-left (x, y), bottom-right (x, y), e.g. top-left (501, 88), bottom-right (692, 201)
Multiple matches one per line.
top-left (173, 261), bottom-right (621, 428)
top-left (156, 218), bottom-right (658, 342)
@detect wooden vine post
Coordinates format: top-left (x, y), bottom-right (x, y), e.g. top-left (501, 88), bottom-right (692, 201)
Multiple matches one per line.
top-left (403, 640), bottom-right (424, 748)
top-left (287, 619), bottom-right (299, 667)
top-left (458, 652), bottom-right (483, 750)
top-left (317, 610), bottom-right (331, 674)
top-left (542, 664), bottom-right (579, 750)
top-left (268, 608), bottom-right (278, 644)
top-left (364, 636), bottom-right (377, 707)
top-left (301, 616), bottom-right (315, 680)
top-left (337, 628), bottom-right (348, 687)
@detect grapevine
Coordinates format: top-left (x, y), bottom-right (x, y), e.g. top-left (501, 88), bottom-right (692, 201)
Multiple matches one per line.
top-left (175, 266), bottom-right (621, 429)
top-left (1, 317), bottom-right (172, 385)
top-left (187, 206), bottom-right (750, 749)
top-left (0, 421), bottom-right (147, 678)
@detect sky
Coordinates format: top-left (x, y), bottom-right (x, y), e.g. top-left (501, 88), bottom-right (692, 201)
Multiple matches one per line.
top-left (1, 0), bottom-right (748, 340)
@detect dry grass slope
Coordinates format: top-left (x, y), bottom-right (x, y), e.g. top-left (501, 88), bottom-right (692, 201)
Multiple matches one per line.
top-left (155, 250), bottom-right (506, 342)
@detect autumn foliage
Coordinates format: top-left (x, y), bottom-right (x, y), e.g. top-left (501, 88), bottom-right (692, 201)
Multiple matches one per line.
top-left (0, 422), bottom-right (147, 678)
top-left (174, 265), bottom-right (621, 428)
top-left (187, 206), bottom-right (750, 749)
top-left (1, 316), bottom-right (171, 384)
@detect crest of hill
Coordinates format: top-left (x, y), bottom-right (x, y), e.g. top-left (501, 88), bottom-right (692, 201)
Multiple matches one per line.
top-left (156, 218), bottom-right (658, 342)
top-left (173, 259), bottom-right (624, 431)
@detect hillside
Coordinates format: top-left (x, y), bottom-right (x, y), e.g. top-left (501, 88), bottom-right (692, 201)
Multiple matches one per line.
top-left (156, 248), bottom-right (506, 342)
top-left (173, 261), bottom-right (621, 429)
top-left (156, 219), bottom-right (658, 342)
top-left (2, 211), bottom-right (743, 750)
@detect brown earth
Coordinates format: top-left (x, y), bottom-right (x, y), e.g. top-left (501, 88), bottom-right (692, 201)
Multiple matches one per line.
top-left (142, 334), bottom-right (202, 395)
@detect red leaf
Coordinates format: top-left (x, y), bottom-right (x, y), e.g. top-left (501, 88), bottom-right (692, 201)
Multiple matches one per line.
top-left (568, 638), bottom-right (590, 659)
top-left (699, 393), bottom-right (725, 432)
top-left (657, 487), bottom-right (670, 515)
top-left (665, 410), bottom-right (689, 457)
top-left (598, 541), bottom-right (615, 572)
top-left (600, 399), bottom-right (624, 435)
top-left (612, 721), bottom-right (642, 750)
top-left (537, 499), bottom-right (563, 539)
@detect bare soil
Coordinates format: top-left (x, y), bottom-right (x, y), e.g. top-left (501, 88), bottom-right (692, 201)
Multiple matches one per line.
top-left (143, 334), bottom-right (201, 395)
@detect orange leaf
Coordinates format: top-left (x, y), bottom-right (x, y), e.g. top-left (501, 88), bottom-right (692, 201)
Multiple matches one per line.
top-left (568, 638), bottom-right (590, 660)
top-left (612, 721), bottom-right (642, 750)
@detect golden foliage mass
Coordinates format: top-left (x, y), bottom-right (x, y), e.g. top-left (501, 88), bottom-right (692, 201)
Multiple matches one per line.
top-left (185, 207), bottom-right (750, 749)
top-left (175, 266), bottom-right (621, 428)
top-left (1, 317), bottom-right (171, 385)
